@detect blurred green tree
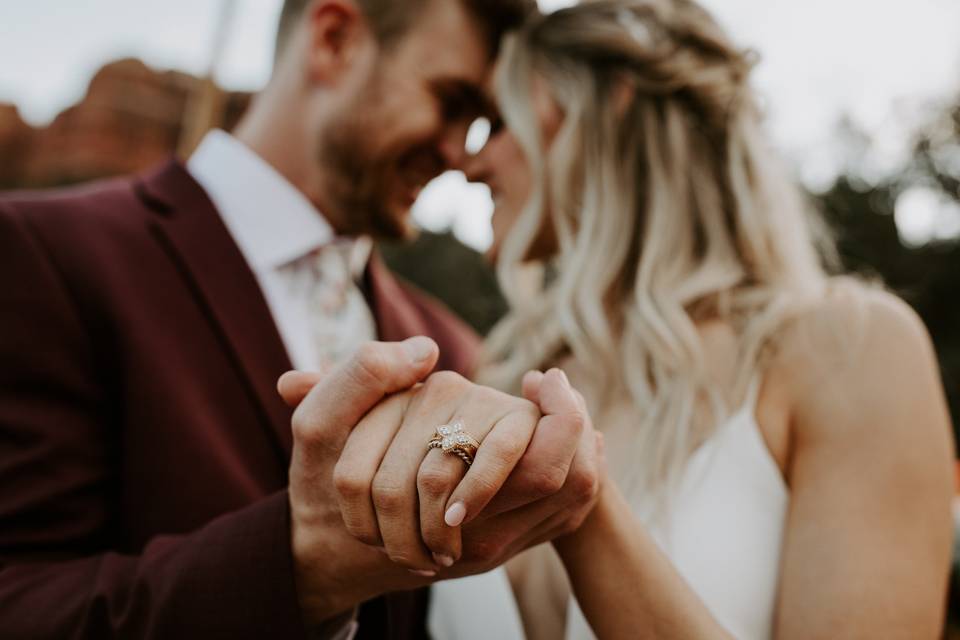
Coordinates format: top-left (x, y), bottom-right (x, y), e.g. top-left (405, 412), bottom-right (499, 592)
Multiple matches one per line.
top-left (818, 99), bottom-right (960, 446)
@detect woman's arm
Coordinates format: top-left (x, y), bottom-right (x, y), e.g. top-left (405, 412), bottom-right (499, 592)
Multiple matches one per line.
top-left (770, 290), bottom-right (953, 638)
top-left (554, 481), bottom-right (734, 639)
top-left (553, 288), bottom-right (954, 639)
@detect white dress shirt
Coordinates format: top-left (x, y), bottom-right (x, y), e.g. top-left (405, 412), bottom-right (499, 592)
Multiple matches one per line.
top-left (187, 129), bottom-right (375, 372)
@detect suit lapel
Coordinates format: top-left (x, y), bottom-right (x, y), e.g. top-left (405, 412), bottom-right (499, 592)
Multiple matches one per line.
top-left (136, 159), bottom-right (295, 460)
top-left (365, 252), bottom-right (481, 378)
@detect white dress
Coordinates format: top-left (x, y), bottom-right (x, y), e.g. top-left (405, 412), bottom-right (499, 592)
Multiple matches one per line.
top-left (428, 382), bottom-right (789, 640)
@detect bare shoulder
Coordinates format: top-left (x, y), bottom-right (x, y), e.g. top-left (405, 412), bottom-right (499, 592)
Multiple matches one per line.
top-left (768, 279), bottom-right (950, 446)
top-left (776, 280), bottom-right (931, 361)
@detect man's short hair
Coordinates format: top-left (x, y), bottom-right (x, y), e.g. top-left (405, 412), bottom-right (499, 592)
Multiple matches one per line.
top-left (275, 0), bottom-right (537, 60)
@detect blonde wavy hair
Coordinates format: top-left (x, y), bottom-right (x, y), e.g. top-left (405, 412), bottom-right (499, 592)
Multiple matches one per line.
top-left (479, 0), bottom-right (834, 493)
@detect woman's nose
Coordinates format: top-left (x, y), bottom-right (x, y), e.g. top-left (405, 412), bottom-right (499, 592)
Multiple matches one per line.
top-left (437, 121), bottom-right (473, 171)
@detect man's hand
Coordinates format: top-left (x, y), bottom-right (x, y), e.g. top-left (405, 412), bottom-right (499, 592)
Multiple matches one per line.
top-left (281, 337), bottom-right (442, 625)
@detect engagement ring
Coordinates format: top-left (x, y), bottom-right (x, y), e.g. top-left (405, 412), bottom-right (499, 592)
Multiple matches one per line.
top-left (427, 419), bottom-right (480, 466)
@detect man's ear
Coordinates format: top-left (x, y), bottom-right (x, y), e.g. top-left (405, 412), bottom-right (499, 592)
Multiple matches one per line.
top-left (302, 0), bottom-right (371, 85)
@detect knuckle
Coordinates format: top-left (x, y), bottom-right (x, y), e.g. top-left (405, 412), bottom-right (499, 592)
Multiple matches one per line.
top-left (417, 465), bottom-right (454, 498)
top-left (484, 431), bottom-right (526, 466)
top-left (350, 343), bottom-right (389, 387)
top-left (515, 397), bottom-right (542, 420)
top-left (386, 552), bottom-right (418, 569)
top-left (290, 409), bottom-right (314, 443)
top-left (371, 478), bottom-right (407, 514)
top-left (332, 463), bottom-right (369, 502)
top-left (421, 527), bottom-right (452, 553)
top-left (356, 533), bottom-right (383, 547)
top-left (567, 410), bottom-right (586, 435)
top-left (569, 466), bottom-right (600, 503)
top-left (529, 466), bottom-right (567, 498)
top-left (424, 370), bottom-right (468, 395)
top-left (423, 371), bottom-right (471, 398)
top-left (472, 384), bottom-right (505, 407)
top-left (291, 411), bottom-right (334, 451)
top-left (342, 518), bottom-right (380, 546)
top-left (561, 514), bottom-right (586, 536)
top-left (466, 473), bottom-right (502, 503)
top-left (291, 417), bottom-right (309, 443)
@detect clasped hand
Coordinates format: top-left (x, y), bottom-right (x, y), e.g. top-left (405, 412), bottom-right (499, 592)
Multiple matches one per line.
top-left (278, 337), bottom-right (603, 623)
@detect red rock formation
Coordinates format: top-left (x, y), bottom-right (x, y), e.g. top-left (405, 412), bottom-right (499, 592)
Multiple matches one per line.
top-left (0, 104), bottom-right (34, 189)
top-left (0, 58), bottom-right (251, 190)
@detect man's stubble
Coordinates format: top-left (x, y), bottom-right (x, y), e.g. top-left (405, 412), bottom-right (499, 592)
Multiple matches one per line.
top-left (314, 72), bottom-right (414, 242)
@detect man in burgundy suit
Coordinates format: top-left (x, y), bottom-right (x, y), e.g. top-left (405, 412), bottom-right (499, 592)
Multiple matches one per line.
top-left (0, 0), bottom-right (603, 638)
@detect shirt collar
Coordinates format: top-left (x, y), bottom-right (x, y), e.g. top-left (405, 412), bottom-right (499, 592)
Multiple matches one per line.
top-left (187, 129), bottom-right (339, 271)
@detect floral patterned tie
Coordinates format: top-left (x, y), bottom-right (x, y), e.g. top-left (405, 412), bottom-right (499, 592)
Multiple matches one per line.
top-left (294, 241), bottom-right (377, 368)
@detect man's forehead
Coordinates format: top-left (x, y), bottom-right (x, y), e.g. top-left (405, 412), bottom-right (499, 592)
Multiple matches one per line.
top-left (400, 0), bottom-right (492, 85)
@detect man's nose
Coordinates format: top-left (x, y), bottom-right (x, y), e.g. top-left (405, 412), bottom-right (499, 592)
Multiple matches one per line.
top-left (437, 122), bottom-right (471, 171)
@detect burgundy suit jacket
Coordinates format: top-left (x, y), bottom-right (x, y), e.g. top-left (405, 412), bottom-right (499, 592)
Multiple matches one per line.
top-left (0, 160), bottom-right (479, 639)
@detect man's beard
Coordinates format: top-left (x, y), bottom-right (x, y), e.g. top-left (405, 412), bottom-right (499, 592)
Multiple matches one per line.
top-left (316, 111), bottom-right (412, 241)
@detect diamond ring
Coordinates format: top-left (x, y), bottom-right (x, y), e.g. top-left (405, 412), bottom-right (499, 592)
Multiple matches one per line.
top-left (427, 419), bottom-right (480, 466)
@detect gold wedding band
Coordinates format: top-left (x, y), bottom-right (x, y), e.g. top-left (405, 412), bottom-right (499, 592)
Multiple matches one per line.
top-left (427, 419), bottom-right (480, 466)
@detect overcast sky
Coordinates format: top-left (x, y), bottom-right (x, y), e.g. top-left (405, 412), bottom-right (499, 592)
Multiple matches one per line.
top-left (1, 0), bottom-right (958, 248)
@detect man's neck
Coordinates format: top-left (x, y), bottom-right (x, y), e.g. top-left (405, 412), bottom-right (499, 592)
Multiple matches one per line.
top-left (234, 95), bottom-right (346, 225)
top-left (234, 100), bottom-right (307, 192)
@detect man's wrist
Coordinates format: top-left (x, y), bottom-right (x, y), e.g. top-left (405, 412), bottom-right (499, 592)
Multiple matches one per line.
top-left (292, 520), bottom-right (361, 624)
top-left (291, 512), bottom-right (418, 626)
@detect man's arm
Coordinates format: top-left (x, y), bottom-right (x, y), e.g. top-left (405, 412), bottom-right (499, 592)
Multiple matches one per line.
top-left (0, 493), bottom-right (309, 639)
top-left (0, 203), bottom-right (312, 638)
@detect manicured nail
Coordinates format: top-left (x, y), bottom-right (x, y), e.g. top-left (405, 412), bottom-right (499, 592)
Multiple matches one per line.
top-left (404, 336), bottom-right (435, 363)
top-left (433, 552), bottom-right (455, 568)
top-left (409, 569), bottom-right (437, 578)
top-left (444, 502), bottom-right (466, 527)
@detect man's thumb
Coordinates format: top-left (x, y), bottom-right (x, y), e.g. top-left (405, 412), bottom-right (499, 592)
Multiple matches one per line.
top-left (278, 370), bottom-right (329, 408)
top-left (290, 337), bottom-right (439, 454)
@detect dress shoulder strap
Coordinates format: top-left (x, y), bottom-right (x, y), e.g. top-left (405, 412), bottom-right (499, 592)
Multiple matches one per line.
top-left (735, 374), bottom-right (763, 419)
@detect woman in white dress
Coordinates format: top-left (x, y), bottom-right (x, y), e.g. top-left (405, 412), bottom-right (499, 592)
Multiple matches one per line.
top-left (428, 0), bottom-right (956, 637)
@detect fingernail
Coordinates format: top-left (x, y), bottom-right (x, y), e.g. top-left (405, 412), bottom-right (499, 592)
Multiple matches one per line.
top-left (433, 552), bottom-right (455, 568)
top-left (409, 569), bottom-right (437, 578)
top-left (558, 369), bottom-right (571, 388)
top-left (444, 502), bottom-right (466, 527)
top-left (404, 336), bottom-right (435, 363)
